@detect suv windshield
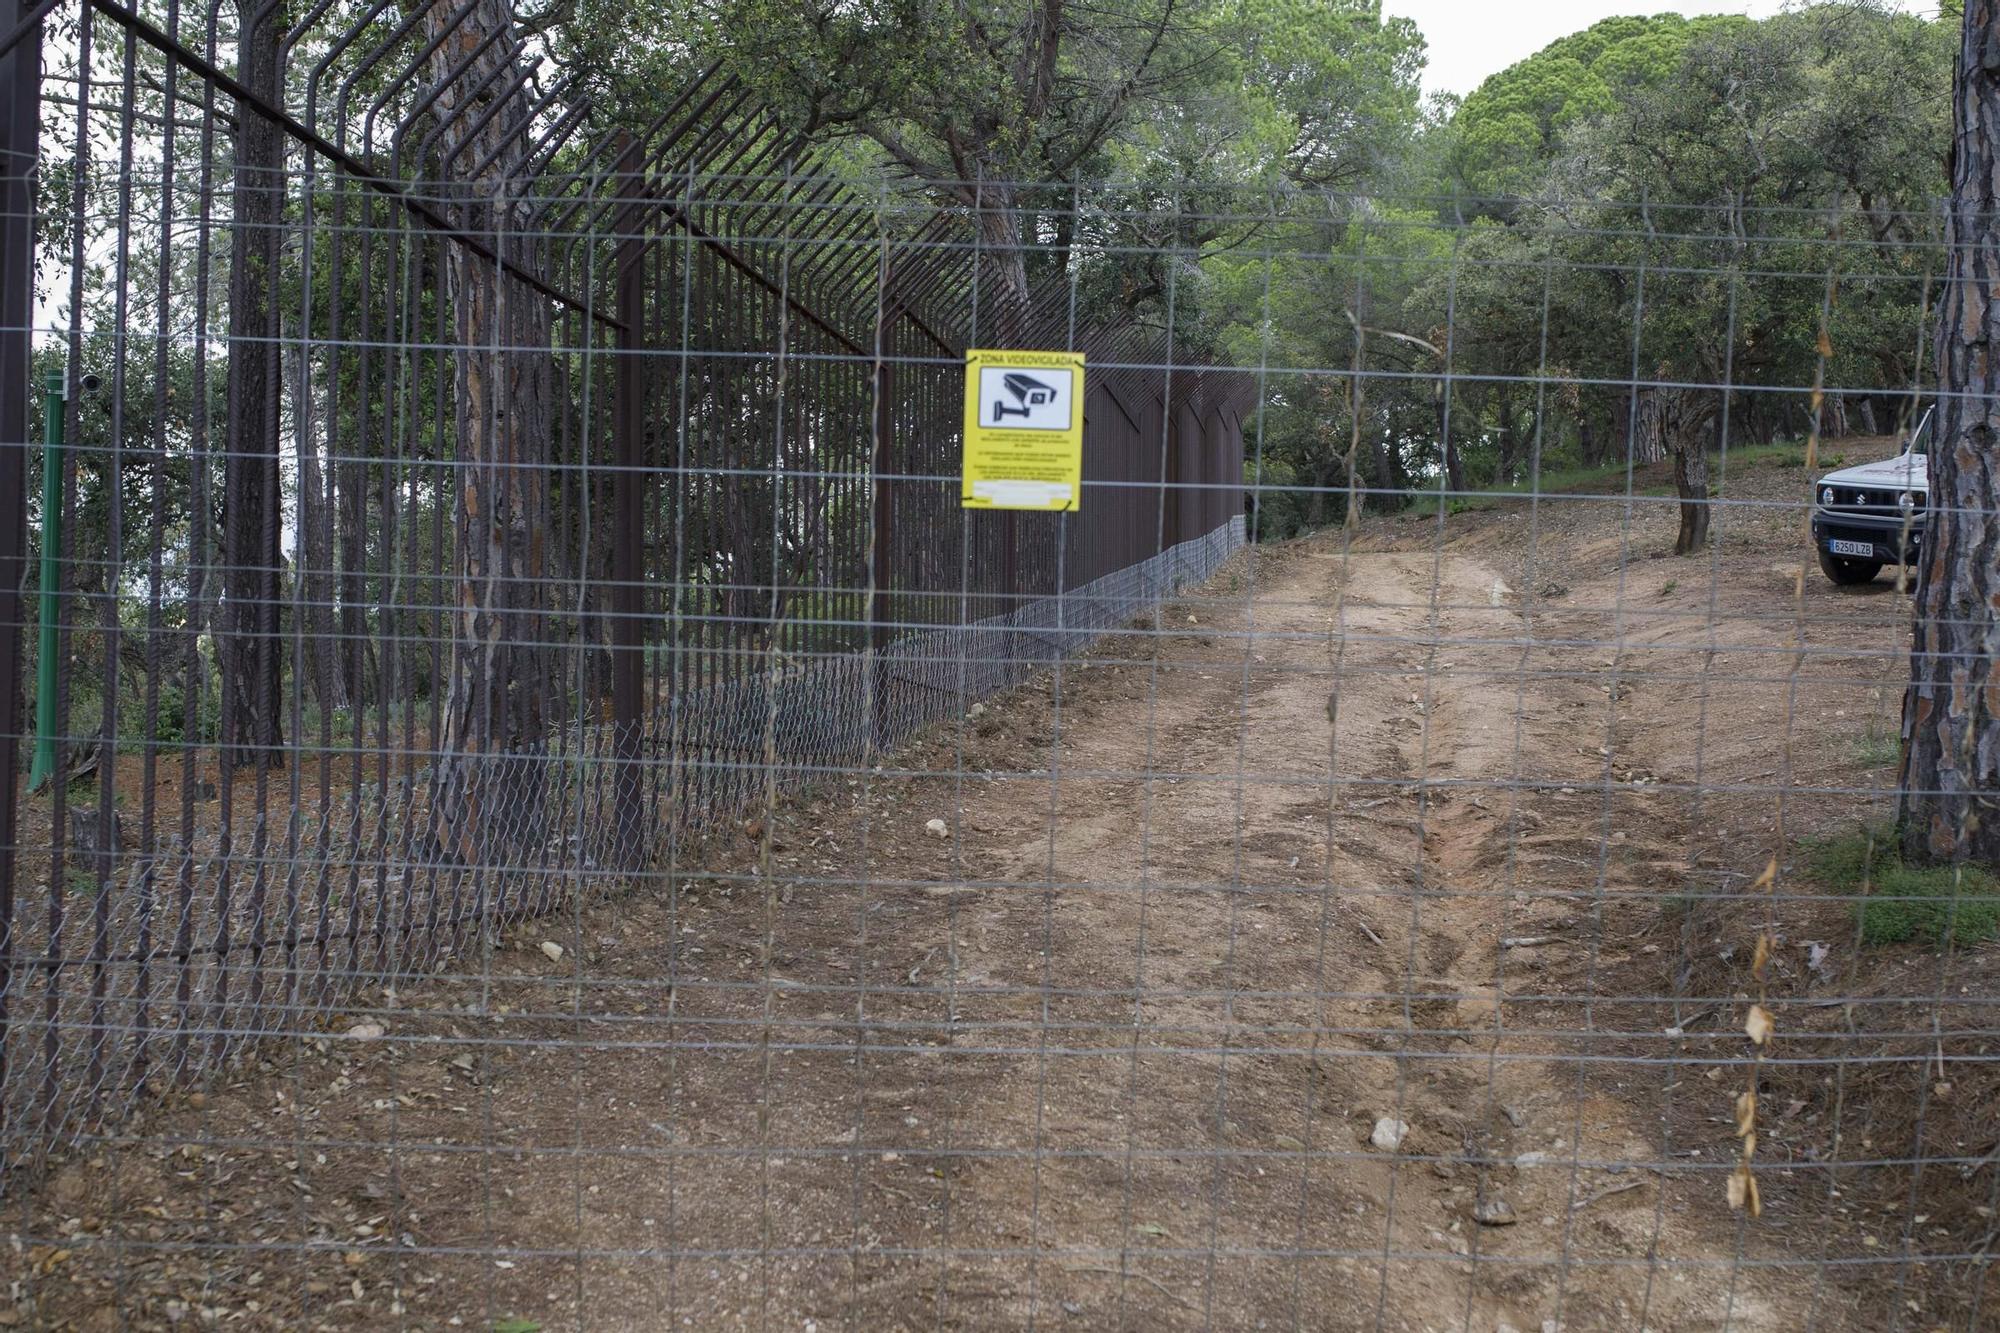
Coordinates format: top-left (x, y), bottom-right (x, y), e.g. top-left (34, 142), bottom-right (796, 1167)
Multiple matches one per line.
top-left (1907, 405), bottom-right (1934, 455)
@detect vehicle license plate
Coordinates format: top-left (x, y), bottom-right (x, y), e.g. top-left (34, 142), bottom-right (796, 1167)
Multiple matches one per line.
top-left (1829, 539), bottom-right (1874, 558)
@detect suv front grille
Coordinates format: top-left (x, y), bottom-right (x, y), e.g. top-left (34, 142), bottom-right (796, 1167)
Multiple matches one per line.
top-left (1821, 485), bottom-right (1918, 520)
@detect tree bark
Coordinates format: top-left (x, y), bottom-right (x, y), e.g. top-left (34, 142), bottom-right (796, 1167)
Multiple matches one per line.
top-left (426, 0), bottom-right (557, 867)
top-left (218, 0), bottom-right (285, 768)
top-left (1660, 388), bottom-right (1715, 556)
top-left (1899, 0), bottom-right (2000, 866)
top-left (1629, 386), bottom-right (1667, 465)
top-left (971, 177), bottom-right (1032, 323)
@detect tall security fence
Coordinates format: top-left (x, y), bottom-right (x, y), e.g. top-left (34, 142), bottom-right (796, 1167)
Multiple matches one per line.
top-left (0, 6), bottom-right (1248, 1166)
top-left (5, 4), bottom-right (1995, 1332)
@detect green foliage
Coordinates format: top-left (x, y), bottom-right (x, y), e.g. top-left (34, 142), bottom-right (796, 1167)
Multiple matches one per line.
top-left (149, 680), bottom-right (219, 747)
top-left (1808, 828), bottom-right (2000, 948)
top-left (1443, 14), bottom-right (1728, 203)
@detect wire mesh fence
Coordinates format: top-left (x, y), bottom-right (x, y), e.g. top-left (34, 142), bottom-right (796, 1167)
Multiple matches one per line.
top-left (1, 2), bottom-right (1997, 1331)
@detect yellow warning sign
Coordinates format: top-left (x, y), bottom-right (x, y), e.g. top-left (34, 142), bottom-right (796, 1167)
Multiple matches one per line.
top-left (961, 348), bottom-right (1085, 510)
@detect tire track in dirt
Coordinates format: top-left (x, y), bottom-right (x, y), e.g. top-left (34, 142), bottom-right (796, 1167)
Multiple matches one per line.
top-left (928, 542), bottom-right (1817, 1330)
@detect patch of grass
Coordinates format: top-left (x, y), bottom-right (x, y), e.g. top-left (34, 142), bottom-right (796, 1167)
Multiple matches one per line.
top-left (1402, 493), bottom-right (1495, 520)
top-left (1807, 827), bottom-right (2000, 947)
top-left (1850, 717), bottom-right (1902, 769)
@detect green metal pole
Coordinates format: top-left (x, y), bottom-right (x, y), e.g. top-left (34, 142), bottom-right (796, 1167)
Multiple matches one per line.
top-left (27, 368), bottom-right (63, 791)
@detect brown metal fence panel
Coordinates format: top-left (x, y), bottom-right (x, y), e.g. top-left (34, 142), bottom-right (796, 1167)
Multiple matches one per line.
top-left (0, 5), bottom-right (1247, 1169)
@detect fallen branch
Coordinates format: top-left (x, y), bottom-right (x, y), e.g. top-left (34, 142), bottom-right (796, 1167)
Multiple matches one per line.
top-left (1571, 1178), bottom-right (1646, 1212)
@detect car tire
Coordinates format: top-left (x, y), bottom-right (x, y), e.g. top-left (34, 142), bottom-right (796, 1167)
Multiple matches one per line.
top-left (1819, 548), bottom-right (1882, 586)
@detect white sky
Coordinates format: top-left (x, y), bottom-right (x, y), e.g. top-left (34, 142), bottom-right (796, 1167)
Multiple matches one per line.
top-left (1384, 0), bottom-right (1809, 98)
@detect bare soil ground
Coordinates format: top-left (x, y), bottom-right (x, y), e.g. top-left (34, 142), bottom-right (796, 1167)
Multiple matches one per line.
top-left (12, 445), bottom-right (1994, 1331)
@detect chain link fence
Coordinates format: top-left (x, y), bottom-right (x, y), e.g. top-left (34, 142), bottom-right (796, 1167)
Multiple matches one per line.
top-left (1, 2), bottom-right (1996, 1331)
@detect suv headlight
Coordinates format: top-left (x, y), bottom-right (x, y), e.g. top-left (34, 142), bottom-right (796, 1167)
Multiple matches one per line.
top-left (1821, 487), bottom-right (1834, 505)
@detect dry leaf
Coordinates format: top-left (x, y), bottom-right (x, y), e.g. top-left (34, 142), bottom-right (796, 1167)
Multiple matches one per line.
top-left (540, 941), bottom-right (564, 964)
top-left (1751, 933), bottom-right (1771, 980)
top-left (1734, 1090), bottom-right (1757, 1139)
top-left (1745, 1004), bottom-right (1774, 1046)
top-left (1727, 1161), bottom-right (1762, 1216)
top-left (1816, 329), bottom-right (1835, 358)
top-left (1751, 857), bottom-right (1777, 893)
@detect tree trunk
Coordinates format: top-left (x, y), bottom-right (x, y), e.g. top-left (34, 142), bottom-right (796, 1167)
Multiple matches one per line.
top-left (970, 177), bottom-right (1032, 322)
top-left (1899, 0), bottom-right (2000, 866)
top-left (427, 0), bottom-right (557, 867)
top-left (1437, 386), bottom-right (1463, 497)
top-left (1495, 396), bottom-right (1521, 485)
top-left (1660, 388), bottom-right (1715, 556)
top-left (289, 329), bottom-right (344, 717)
top-left (1629, 386), bottom-right (1667, 465)
top-left (218, 0), bottom-right (285, 768)
top-left (1579, 409), bottom-right (1603, 467)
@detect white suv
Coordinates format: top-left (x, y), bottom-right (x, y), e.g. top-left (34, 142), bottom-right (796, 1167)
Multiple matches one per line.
top-left (1810, 406), bottom-right (1931, 585)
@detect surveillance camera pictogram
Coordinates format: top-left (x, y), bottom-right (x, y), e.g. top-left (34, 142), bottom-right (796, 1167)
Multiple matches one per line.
top-left (979, 366), bottom-right (1071, 429)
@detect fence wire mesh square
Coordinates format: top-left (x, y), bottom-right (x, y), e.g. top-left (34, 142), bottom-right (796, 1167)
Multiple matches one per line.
top-left (0, 4), bottom-right (1995, 1331)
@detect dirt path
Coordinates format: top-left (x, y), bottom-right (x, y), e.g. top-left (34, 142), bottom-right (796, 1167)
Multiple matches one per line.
top-left (19, 534), bottom-right (1861, 1331)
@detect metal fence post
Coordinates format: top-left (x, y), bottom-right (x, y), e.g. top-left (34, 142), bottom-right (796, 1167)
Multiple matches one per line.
top-left (869, 358), bottom-right (895, 749)
top-left (612, 133), bottom-right (646, 871)
top-left (0, 0), bottom-right (48, 1156)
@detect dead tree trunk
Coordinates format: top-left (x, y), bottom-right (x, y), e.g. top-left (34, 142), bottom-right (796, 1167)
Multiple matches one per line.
top-left (426, 0), bottom-right (557, 867)
top-left (218, 0), bottom-right (285, 768)
top-left (1899, 0), bottom-right (2000, 866)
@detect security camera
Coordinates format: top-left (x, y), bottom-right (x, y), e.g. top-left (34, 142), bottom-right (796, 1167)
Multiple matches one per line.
top-left (79, 372), bottom-right (102, 395)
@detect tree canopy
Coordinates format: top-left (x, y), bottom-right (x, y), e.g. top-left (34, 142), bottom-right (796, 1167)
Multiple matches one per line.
top-left (552, 1), bottom-right (1951, 536)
